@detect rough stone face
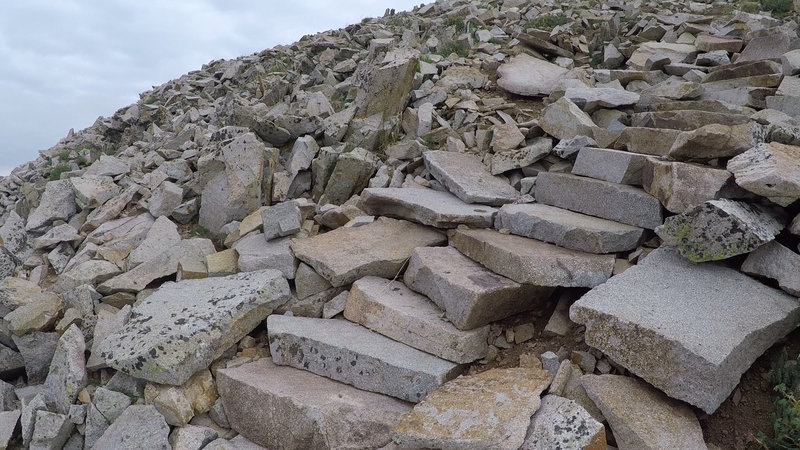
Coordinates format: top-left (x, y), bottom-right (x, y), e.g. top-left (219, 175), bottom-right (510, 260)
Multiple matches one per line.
top-left (85, 387), bottom-right (132, 448)
top-left (29, 410), bottom-right (73, 450)
top-left (92, 405), bottom-right (170, 450)
top-left (404, 246), bottom-right (553, 330)
top-left (423, 151), bottom-right (519, 206)
top-left (668, 123), bottom-right (765, 161)
top-left (539, 97), bottom-right (597, 141)
top-left (148, 181), bottom-right (184, 219)
top-left (289, 217), bottom-right (445, 287)
top-left (12, 332), bottom-right (58, 384)
top-left (642, 157), bottom-right (739, 214)
top-left (392, 367), bottom-right (553, 450)
top-left (320, 148), bottom-right (379, 206)
top-left (233, 234), bottom-right (296, 279)
top-left (449, 229), bottom-right (615, 288)
top-left (217, 359), bottom-right (411, 450)
top-left (70, 175), bottom-right (119, 209)
top-left (354, 52), bottom-right (417, 120)
top-left (628, 42), bottom-right (698, 69)
top-left (496, 53), bottom-right (569, 96)
top-left (570, 248), bottom-right (800, 413)
top-left (127, 216), bottom-right (181, 269)
top-left (741, 241), bottom-right (800, 296)
top-left (345, 277), bottom-right (488, 363)
top-left (99, 270), bottom-right (291, 385)
top-left (571, 147), bottom-right (648, 185)
top-left (5, 292), bottom-right (63, 336)
top-left (614, 127), bottom-right (681, 156)
top-left (0, 246), bottom-right (20, 281)
top-left (42, 325), bottom-right (86, 415)
top-left (268, 315), bottom-right (464, 402)
top-left (534, 172), bottom-right (664, 229)
top-left (25, 180), bottom-right (77, 232)
top-left (359, 187), bottom-right (497, 229)
top-left (496, 203), bottom-right (644, 254)
top-left (260, 201), bottom-right (302, 241)
top-left (563, 87), bottom-right (640, 112)
top-left (695, 35), bottom-right (743, 53)
top-left (582, 375), bottom-right (708, 450)
top-left (168, 425), bottom-right (219, 450)
top-left (492, 137), bottom-right (552, 174)
top-left (727, 142), bottom-right (800, 207)
top-left (656, 199), bottom-right (784, 262)
top-left (0, 410), bottom-right (20, 449)
top-left (521, 395), bottom-right (605, 450)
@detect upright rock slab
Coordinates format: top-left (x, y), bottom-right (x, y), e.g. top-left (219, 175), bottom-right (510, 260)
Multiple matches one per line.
top-left (404, 246), bottom-right (554, 330)
top-left (217, 359), bottom-right (411, 450)
top-left (727, 142), bottom-right (800, 207)
top-left (571, 248), bottom-right (800, 413)
top-left (656, 199), bottom-right (784, 262)
top-left (359, 187), bottom-right (497, 228)
top-left (449, 229), bottom-right (615, 288)
top-left (344, 277), bottom-right (488, 363)
top-left (268, 315), bottom-right (464, 402)
top-left (392, 367), bottom-right (553, 450)
top-left (99, 270), bottom-right (292, 385)
top-left (423, 151), bottom-right (519, 206)
top-left (289, 217), bottom-right (445, 287)
top-left (42, 325), bottom-right (86, 415)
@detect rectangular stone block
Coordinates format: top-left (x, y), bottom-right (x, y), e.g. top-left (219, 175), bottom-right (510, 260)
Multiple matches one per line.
top-left (423, 151), bottom-right (519, 205)
top-left (571, 147), bottom-right (648, 185)
top-left (359, 187), bottom-right (497, 229)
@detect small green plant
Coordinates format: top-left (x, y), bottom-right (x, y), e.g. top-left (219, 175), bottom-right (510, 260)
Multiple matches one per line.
top-left (525, 14), bottom-right (568, 30)
top-left (590, 51), bottom-right (604, 68)
top-left (444, 16), bottom-right (466, 33)
top-left (76, 156), bottom-right (88, 166)
top-left (421, 135), bottom-right (438, 149)
top-left (267, 60), bottom-right (288, 73)
top-left (757, 350), bottom-right (800, 449)
top-left (760, 0), bottom-right (793, 15)
top-left (49, 164), bottom-right (71, 181)
top-left (58, 151), bottom-right (70, 162)
top-left (103, 147), bottom-right (117, 156)
top-left (436, 41), bottom-right (470, 58)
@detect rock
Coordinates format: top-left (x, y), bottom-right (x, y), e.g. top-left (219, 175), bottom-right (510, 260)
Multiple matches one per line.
top-left (551, 136), bottom-right (597, 161)
top-left (0, 344), bottom-right (24, 379)
top-left (737, 31), bottom-right (791, 64)
top-left (741, 241), bottom-right (800, 296)
top-left (30, 410), bottom-right (73, 450)
top-left (84, 387), bottom-right (132, 448)
top-left (535, 172), bottom-right (663, 229)
top-left (496, 203), bottom-right (644, 254)
top-left (148, 181), bottom-right (183, 218)
top-left (492, 137), bottom-right (552, 175)
top-left (631, 110), bottom-right (749, 130)
top-left (42, 325), bottom-right (86, 415)
top-left (345, 277), bottom-right (488, 363)
top-left (359, 187), bottom-right (497, 229)
top-left (268, 315), bottom-right (463, 402)
top-left (0, 410), bottom-right (20, 449)
top-left (92, 405), bottom-right (170, 450)
top-left (392, 367), bottom-right (553, 450)
top-left (491, 123), bottom-right (525, 152)
top-left (206, 249), bottom-right (239, 277)
top-left (423, 151), bottom-right (519, 205)
top-left (539, 97), bottom-right (597, 141)
top-left (497, 54), bottom-right (569, 97)
top-left (289, 217), bottom-right (445, 287)
top-left (404, 246), bottom-right (553, 330)
top-left (260, 201), bottom-right (302, 241)
top-left (642, 157), bottom-right (739, 214)
top-left (82, 184), bottom-right (140, 232)
top-left (55, 260), bottom-right (121, 293)
top-left (521, 394), bottom-right (605, 450)
top-left (32, 224), bottom-right (80, 250)
top-left (217, 359), bottom-right (411, 449)
top-left (0, 276), bottom-right (40, 316)
top-left (320, 148), bottom-right (379, 206)
top-left (87, 305), bottom-right (131, 370)
top-left (571, 147), bottom-right (647, 185)
top-left (668, 123), bottom-right (765, 161)
top-left (144, 370), bottom-right (217, 426)
top-left (628, 42), bottom-right (698, 69)
top-left (128, 216), bottom-right (181, 269)
top-left (85, 155), bottom-right (131, 177)
top-left (614, 127), bottom-right (681, 156)
top-left (695, 35), bottom-right (743, 53)
top-left (354, 52), bottom-right (417, 120)
top-left (570, 248), bottom-right (800, 413)
top-left (25, 180), bottom-right (77, 232)
top-left (449, 229), bottom-right (614, 288)
top-left (287, 135), bottom-right (319, 175)
top-left (582, 375), bottom-right (707, 449)
top-left (0, 247), bottom-right (19, 281)
top-left (563, 88), bottom-right (640, 112)
top-left (294, 263), bottom-right (332, 300)
top-left (656, 199), bottom-right (784, 262)
top-left (0, 211), bottom-right (28, 254)
top-left (99, 270), bottom-right (291, 385)
top-left (322, 290), bottom-right (349, 319)
top-left (168, 425), bottom-right (219, 450)
top-left (12, 332), bottom-right (59, 384)
top-left (727, 142), bottom-right (800, 207)
top-left (5, 292), bottom-right (62, 336)
top-left (233, 234), bottom-right (296, 279)
top-left (70, 175), bottom-right (119, 209)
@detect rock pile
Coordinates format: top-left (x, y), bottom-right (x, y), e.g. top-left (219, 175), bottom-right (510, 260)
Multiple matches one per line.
top-left (1, 0), bottom-right (800, 448)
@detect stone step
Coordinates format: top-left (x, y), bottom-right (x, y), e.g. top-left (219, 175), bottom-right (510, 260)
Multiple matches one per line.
top-left (570, 248), bottom-right (800, 414)
top-left (448, 229), bottom-right (615, 288)
top-left (534, 172), bottom-right (663, 229)
top-left (344, 276), bottom-right (489, 363)
top-left (267, 315), bottom-right (465, 403)
top-left (216, 359), bottom-right (411, 450)
top-left (358, 187), bottom-right (497, 229)
top-left (495, 203), bottom-right (644, 254)
top-left (571, 147), bottom-right (649, 186)
top-left (404, 246), bottom-right (554, 330)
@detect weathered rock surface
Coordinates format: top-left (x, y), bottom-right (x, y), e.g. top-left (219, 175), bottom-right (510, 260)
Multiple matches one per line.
top-left (289, 217), bottom-right (445, 287)
top-left (571, 248), bottom-right (800, 413)
top-left (25, 180), bottom-right (77, 232)
top-left (496, 54), bottom-right (569, 97)
top-left (232, 234), bottom-right (296, 279)
top-left (669, 123), bottom-right (765, 161)
top-left (99, 270), bottom-right (291, 385)
top-left (727, 142), bottom-right (800, 207)
top-left (642, 157), bottom-right (739, 214)
top-left (423, 151), bottom-right (519, 206)
top-left (92, 405), bottom-right (170, 450)
top-left (359, 188), bottom-right (496, 228)
top-left (217, 359), bottom-right (411, 450)
top-left (540, 97), bottom-right (597, 141)
top-left (741, 241), bottom-right (800, 296)
top-left (267, 315), bottom-right (464, 402)
top-left (521, 395), bottom-right (605, 450)
top-left (571, 147), bottom-right (647, 185)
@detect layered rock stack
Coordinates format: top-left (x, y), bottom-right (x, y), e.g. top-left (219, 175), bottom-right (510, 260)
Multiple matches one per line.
top-left (1, 0), bottom-right (800, 448)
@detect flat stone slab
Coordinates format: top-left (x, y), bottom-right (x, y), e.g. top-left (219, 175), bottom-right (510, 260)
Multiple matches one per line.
top-left (344, 277), bottom-right (488, 363)
top-left (727, 142), bottom-right (800, 207)
top-left (571, 147), bottom-right (648, 185)
top-left (99, 270), bottom-right (292, 385)
top-left (359, 188), bottom-right (497, 229)
top-left (496, 53), bottom-right (569, 97)
top-left (496, 203), bottom-right (644, 254)
top-left (217, 359), bottom-right (411, 450)
top-left (404, 246), bottom-right (554, 330)
top-left (267, 315), bottom-right (464, 402)
top-left (449, 229), bottom-right (615, 288)
top-left (582, 375), bottom-right (707, 450)
top-left (289, 217), bottom-right (446, 287)
top-left (741, 241), bottom-right (800, 296)
top-left (534, 172), bottom-right (664, 229)
top-left (522, 395), bottom-right (605, 450)
top-left (656, 199), bottom-right (784, 262)
top-left (392, 367), bottom-right (553, 450)
top-left (423, 151), bottom-right (520, 206)
top-left (570, 248), bottom-right (800, 413)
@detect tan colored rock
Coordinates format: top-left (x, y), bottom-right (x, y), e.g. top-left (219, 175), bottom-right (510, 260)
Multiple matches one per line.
top-left (628, 42), bottom-right (697, 69)
top-left (144, 370), bottom-right (218, 427)
top-left (393, 367), bottom-right (553, 450)
top-left (206, 249), bottom-right (239, 277)
top-left (668, 123), bottom-right (765, 161)
top-left (614, 127), bottom-right (681, 156)
top-left (642, 158), bottom-right (739, 214)
top-left (5, 292), bottom-right (63, 335)
top-left (497, 54), bottom-right (569, 97)
top-left (727, 142), bottom-right (800, 206)
top-left (539, 97), bottom-right (596, 141)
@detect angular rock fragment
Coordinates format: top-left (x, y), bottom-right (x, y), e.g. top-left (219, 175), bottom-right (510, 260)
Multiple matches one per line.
top-left (25, 180), bottom-right (77, 232)
top-left (491, 137), bottom-right (552, 175)
top-left (521, 395), bottom-right (605, 450)
top-left (70, 175), bottom-right (119, 209)
top-left (741, 241), bottom-right (800, 296)
top-left (92, 405), bottom-right (170, 450)
top-left (656, 199), bottom-right (783, 262)
top-left (423, 151), bottom-right (519, 205)
top-left (642, 157), bottom-right (740, 214)
top-left (127, 216), bottom-right (181, 269)
top-left (148, 181), bottom-right (183, 218)
top-left (29, 410), bottom-right (73, 450)
top-left (320, 147), bottom-right (379, 206)
top-left (571, 248), bottom-right (800, 413)
top-left (539, 97), bottom-right (597, 141)
top-left (392, 367), bottom-right (552, 450)
top-left (217, 359), bottom-right (411, 450)
top-left (99, 270), bottom-right (291, 385)
top-left (727, 142), bottom-right (800, 207)
top-left (233, 234), bottom-right (296, 279)
top-left (563, 87), bottom-right (640, 112)
top-left (497, 54), bottom-right (569, 97)
top-left (571, 147), bottom-right (647, 185)
top-left (359, 188), bottom-right (496, 229)
top-left (354, 52), bottom-right (417, 120)
top-left (0, 410), bottom-right (20, 449)
top-left (5, 292), bottom-right (62, 336)
top-left (668, 122), bottom-right (765, 161)
top-left (268, 315), bottom-right (463, 402)
top-left (614, 127), bottom-right (681, 156)
top-left (260, 201), bottom-right (302, 241)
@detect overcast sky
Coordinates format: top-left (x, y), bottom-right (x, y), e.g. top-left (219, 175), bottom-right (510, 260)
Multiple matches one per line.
top-left (0, 0), bottom-right (424, 176)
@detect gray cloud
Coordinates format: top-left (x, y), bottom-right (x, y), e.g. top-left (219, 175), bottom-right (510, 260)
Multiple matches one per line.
top-left (0, 0), bottom-right (422, 175)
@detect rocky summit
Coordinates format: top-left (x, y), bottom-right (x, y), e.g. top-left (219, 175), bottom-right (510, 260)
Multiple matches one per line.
top-left (2, 0), bottom-right (800, 448)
